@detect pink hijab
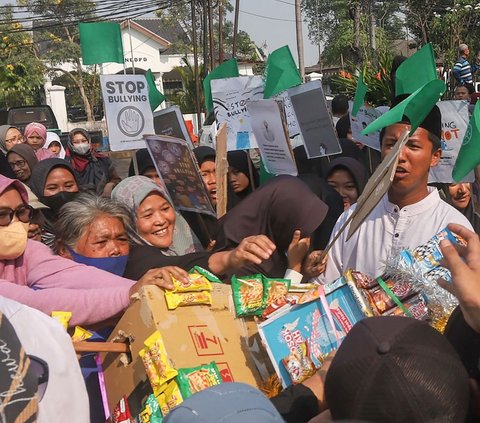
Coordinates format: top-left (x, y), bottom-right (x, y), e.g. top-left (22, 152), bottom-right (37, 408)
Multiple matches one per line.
top-left (0, 175), bottom-right (30, 285)
top-left (23, 123), bottom-right (55, 161)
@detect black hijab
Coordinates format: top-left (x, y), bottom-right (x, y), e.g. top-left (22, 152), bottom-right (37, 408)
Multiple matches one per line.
top-left (215, 175), bottom-right (328, 277)
top-left (326, 157), bottom-right (369, 197)
top-left (128, 148), bottom-right (155, 176)
top-left (227, 150), bottom-right (259, 201)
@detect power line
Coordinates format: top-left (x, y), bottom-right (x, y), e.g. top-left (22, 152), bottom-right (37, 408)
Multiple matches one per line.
top-left (239, 9), bottom-right (303, 23)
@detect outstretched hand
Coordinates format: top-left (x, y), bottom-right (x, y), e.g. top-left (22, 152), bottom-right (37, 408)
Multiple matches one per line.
top-left (438, 223), bottom-right (480, 333)
top-left (129, 266), bottom-right (189, 298)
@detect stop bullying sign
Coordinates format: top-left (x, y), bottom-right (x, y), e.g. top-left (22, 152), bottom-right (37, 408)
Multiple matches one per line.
top-left (100, 74), bottom-right (155, 151)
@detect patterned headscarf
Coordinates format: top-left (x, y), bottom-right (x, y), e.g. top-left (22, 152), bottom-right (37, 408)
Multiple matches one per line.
top-left (24, 122), bottom-right (47, 147)
top-left (112, 176), bottom-right (202, 255)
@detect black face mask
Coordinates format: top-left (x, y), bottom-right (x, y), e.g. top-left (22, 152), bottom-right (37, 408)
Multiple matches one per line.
top-left (40, 191), bottom-right (79, 213)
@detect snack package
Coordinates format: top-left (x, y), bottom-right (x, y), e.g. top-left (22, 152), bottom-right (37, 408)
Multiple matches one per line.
top-left (262, 295), bottom-right (297, 319)
top-left (139, 348), bottom-right (163, 395)
top-left (165, 291), bottom-right (212, 310)
top-left (71, 326), bottom-right (93, 342)
top-left (156, 392), bottom-right (170, 417)
top-left (263, 278), bottom-right (290, 308)
top-left (164, 380), bottom-right (183, 411)
top-left (298, 287), bottom-right (322, 304)
top-left (51, 311), bottom-right (72, 330)
top-left (192, 266), bottom-right (222, 283)
top-left (289, 282), bottom-right (317, 293)
top-left (171, 272), bottom-right (212, 293)
top-left (281, 342), bottom-right (316, 385)
top-left (349, 270), bottom-right (377, 289)
top-left (176, 362), bottom-right (222, 398)
top-left (365, 278), bottom-right (417, 315)
top-left (112, 396), bottom-right (133, 423)
top-left (137, 395), bottom-right (163, 423)
top-left (144, 332), bottom-right (178, 387)
top-left (383, 294), bottom-right (428, 320)
top-left (231, 274), bottom-right (265, 316)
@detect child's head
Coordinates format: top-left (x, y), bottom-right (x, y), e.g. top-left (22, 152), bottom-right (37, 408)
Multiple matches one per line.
top-left (24, 122), bottom-right (47, 152)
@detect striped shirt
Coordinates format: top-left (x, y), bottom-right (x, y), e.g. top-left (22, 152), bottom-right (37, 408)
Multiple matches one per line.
top-left (453, 56), bottom-right (473, 84)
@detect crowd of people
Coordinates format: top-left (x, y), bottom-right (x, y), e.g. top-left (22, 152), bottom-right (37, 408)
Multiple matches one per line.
top-left (1, 46), bottom-right (480, 423)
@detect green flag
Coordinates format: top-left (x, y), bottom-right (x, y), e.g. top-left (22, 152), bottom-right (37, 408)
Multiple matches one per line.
top-left (145, 69), bottom-right (165, 111)
top-left (203, 59), bottom-right (239, 114)
top-left (362, 79), bottom-right (446, 136)
top-left (452, 101), bottom-right (480, 181)
top-left (351, 71), bottom-right (368, 117)
top-left (264, 45), bottom-right (302, 98)
top-left (79, 22), bottom-right (124, 65)
top-left (395, 43), bottom-right (437, 96)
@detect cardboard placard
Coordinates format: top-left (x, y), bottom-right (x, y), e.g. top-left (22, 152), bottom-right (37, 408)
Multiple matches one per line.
top-left (101, 285), bottom-right (269, 413)
top-left (145, 135), bottom-right (215, 216)
top-left (349, 101), bottom-right (384, 151)
top-left (274, 90), bottom-right (300, 137)
top-left (429, 100), bottom-right (474, 183)
top-left (100, 75), bottom-right (154, 151)
top-left (247, 99), bottom-right (298, 176)
top-left (215, 123), bottom-right (228, 218)
top-left (211, 75), bottom-right (264, 151)
top-left (288, 81), bottom-right (341, 158)
top-left (153, 105), bottom-right (193, 144)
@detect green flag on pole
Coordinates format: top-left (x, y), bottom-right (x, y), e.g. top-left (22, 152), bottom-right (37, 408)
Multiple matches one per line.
top-left (264, 45), bottom-right (302, 98)
top-left (203, 59), bottom-right (239, 114)
top-left (79, 22), bottom-right (124, 65)
top-left (395, 43), bottom-right (437, 96)
top-left (452, 101), bottom-right (480, 181)
top-left (351, 71), bottom-right (368, 117)
top-left (145, 69), bottom-right (166, 111)
top-left (362, 79), bottom-right (446, 136)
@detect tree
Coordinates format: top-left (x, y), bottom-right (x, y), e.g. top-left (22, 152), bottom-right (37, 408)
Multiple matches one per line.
top-left (19, 0), bottom-right (99, 121)
top-left (169, 56), bottom-right (205, 114)
top-left (0, 6), bottom-right (45, 108)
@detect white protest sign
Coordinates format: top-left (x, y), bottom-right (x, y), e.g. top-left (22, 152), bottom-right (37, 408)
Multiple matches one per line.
top-left (349, 101), bottom-right (383, 151)
top-left (288, 81), bottom-right (341, 158)
top-left (211, 75), bottom-right (263, 151)
top-left (247, 99), bottom-right (297, 176)
top-left (429, 100), bottom-right (474, 183)
top-left (274, 90), bottom-right (300, 137)
top-left (100, 75), bottom-right (154, 151)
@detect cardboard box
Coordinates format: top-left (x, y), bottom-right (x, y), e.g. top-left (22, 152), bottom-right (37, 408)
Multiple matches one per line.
top-left (101, 283), bottom-right (268, 414)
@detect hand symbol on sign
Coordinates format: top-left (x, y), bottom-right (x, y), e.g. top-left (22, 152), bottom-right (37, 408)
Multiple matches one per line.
top-left (121, 109), bottom-right (140, 134)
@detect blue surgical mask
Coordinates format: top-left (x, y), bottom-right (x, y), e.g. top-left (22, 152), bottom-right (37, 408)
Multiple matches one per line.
top-left (68, 248), bottom-right (128, 276)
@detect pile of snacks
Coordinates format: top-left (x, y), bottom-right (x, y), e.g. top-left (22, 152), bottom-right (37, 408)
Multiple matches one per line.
top-left (231, 274), bottom-right (296, 319)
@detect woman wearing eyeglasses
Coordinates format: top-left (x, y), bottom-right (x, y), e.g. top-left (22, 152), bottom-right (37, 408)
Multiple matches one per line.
top-left (0, 174), bottom-right (173, 327)
top-left (0, 125), bottom-right (24, 154)
top-left (6, 144), bottom-right (38, 184)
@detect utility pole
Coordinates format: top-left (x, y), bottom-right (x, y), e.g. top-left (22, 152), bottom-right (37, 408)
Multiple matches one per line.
top-left (219, 0), bottom-right (224, 63)
top-left (367, 0), bottom-right (376, 52)
top-left (233, 0), bottom-right (240, 58)
top-left (295, 0), bottom-right (305, 80)
top-left (191, 0), bottom-right (202, 129)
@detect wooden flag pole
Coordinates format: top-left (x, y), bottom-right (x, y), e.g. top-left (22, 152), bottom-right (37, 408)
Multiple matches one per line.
top-left (215, 123), bottom-right (228, 218)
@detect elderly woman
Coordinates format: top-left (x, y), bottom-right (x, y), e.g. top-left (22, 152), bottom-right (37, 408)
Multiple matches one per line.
top-left (111, 176), bottom-right (293, 281)
top-left (7, 144), bottom-right (38, 184)
top-left (65, 128), bottom-right (120, 196)
top-left (0, 125), bottom-right (24, 153)
top-left (23, 122), bottom-right (55, 161)
top-left (0, 174), bottom-right (172, 327)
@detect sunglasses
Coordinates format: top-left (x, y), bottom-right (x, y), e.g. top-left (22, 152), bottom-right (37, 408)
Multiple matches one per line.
top-left (27, 355), bottom-right (49, 401)
top-left (0, 205), bottom-right (34, 226)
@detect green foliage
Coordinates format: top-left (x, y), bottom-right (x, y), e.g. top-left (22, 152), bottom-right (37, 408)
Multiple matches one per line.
top-left (0, 7), bottom-right (45, 108)
top-left (169, 57), bottom-right (205, 114)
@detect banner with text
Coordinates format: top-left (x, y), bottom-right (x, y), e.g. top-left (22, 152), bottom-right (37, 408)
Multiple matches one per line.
top-left (349, 101), bottom-right (383, 151)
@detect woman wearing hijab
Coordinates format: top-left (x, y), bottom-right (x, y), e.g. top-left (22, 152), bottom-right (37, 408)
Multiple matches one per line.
top-left (0, 125), bottom-right (23, 154)
top-left (23, 122), bottom-right (55, 161)
top-left (6, 144), bottom-right (38, 184)
top-left (326, 157), bottom-right (368, 210)
top-left (215, 175), bottom-right (329, 278)
top-left (29, 158), bottom-right (80, 248)
top-left (227, 150), bottom-right (259, 205)
top-left (439, 183), bottom-right (480, 233)
top-left (66, 128), bottom-right (120, 197)
top-left (112, 176), bottom-right (281, 281)
top-left (44, 132), bottom-right (66, 159)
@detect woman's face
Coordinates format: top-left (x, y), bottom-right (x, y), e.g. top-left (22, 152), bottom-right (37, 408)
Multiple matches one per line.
top-left (74, 214), bottom-right (130, 258)
top-left (448, 183), bottom-right (471, 210)
top-left (43, 167), bottom-right (79, 196)
top-left (5, 128), bottom-right (24, 151)
top-left (327, 168), bottom-right (359, 210)
top-left (26, 131), bottom-right (44, 151)
top-left (228, 167), bottom-right (250, 193)
top-left (136, 192), bottom-right (176, 249)
top-left (8, 152), bottom-right (31, 181)
top-left (48, 141), bottom-right (61, 155)
top-left (71, 132), bottom-right (89, 146)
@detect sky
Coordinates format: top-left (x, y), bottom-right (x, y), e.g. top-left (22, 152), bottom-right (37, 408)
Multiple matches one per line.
top-left (226, 0), bottom-right (319, 67)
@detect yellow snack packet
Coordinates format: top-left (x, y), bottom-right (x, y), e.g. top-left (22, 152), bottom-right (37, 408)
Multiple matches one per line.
top-left (51, 311), bottom-right (72, 330)
top-left (139, 347), bottom-right (164, 396)
top-left (164, 380), bottom-right (183, 411)
top-left (165, 291), bottom-right (212, 310)
top-left (71, 326), bottom-right (93, 342)
top-left (144, 331), bottom-right (178, 386)
top-left (171, 272), bottom-right (212, 293)
top-left (157, 392), bottom-right (170, 417)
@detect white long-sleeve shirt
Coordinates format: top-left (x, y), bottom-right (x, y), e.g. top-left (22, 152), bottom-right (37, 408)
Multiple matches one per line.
top-left (322, 187), bottom-right (473, 283)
